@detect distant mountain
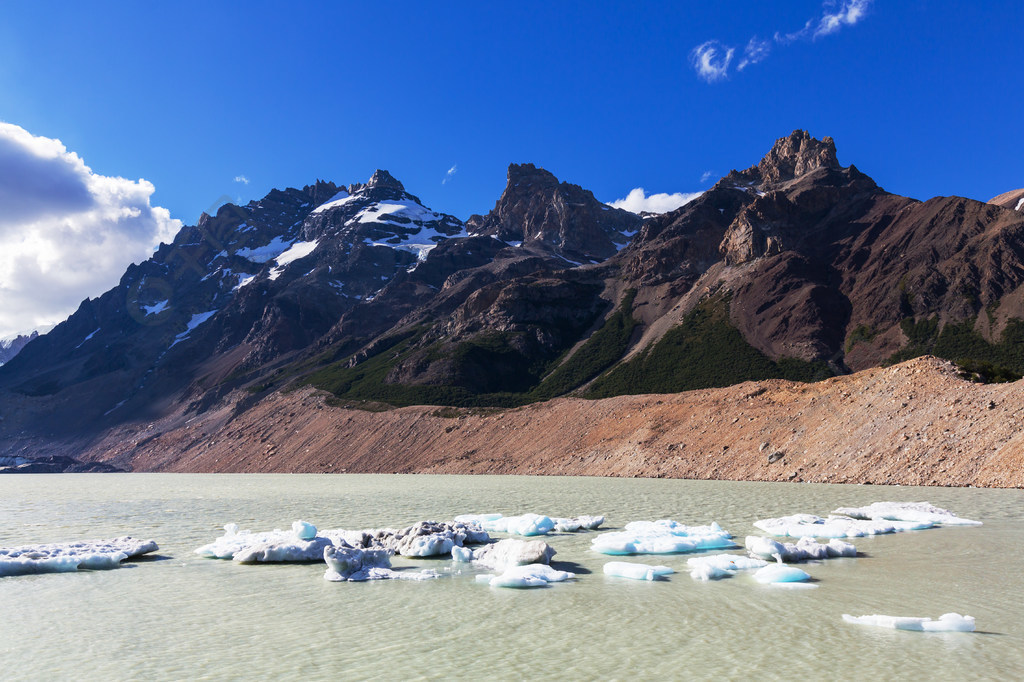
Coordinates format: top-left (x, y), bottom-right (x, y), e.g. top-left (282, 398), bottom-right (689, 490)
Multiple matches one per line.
top-left (0, 331), bottom-right (39, 367)
top-left (3, 130), bottom-right (1024, 470)
top-left (988, 188), bottom-right (1024, 213)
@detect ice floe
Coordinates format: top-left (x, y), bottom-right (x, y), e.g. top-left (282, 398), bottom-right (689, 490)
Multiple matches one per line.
top-left (603, 561), bottom-right (675, 581)
top-left (470, 538), bottom-right (556, 571)
top-left (323, 545), bottom-right (437, 582)
top-left (833, 502), bottom-right (982, 527)
top-left (0, 537), bottom-right (159, 576)
top-left (842, 613), bottom-right (975, 632)
top-left (753, 557), bottom-right (813, 585)
top-left (754, 514), bottom-right (932, 538)
top-left (196, 519), bottom-right (490, 563)
top-left (745, 536), bottom-right (856, 562)
top-left (476, 563), bottom-right (575, 588)
top-left (591, 520), bottom-right (737, 555)
top-left (454, 513), bottom-right (603, 536)
top-left (686, 553), bottom-right (768, 581)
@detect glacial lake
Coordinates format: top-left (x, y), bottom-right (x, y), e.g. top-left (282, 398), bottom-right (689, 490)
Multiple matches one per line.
top-left (1, 474), bottom-right (1022, 680)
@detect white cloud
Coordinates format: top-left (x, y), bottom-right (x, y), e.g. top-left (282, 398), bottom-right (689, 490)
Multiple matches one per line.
top-left (234, 175), bottom-right (250, 184)
top-left (737, 37), bottom-right (771, 70)
top-left (815, 0), bottom-right (872, 38)
top-left (692, 0), bottom-right (873, 81)
top-left (690, 41), bottom-right (734, 83)
top-left (608, 188), bottom-right (703, 215)
top-left (700, 170), bottom-right (715, 184)
top-left (442, 164), bottom-right (457, 184)
top-left (0, 122), bottom-right (181, 338)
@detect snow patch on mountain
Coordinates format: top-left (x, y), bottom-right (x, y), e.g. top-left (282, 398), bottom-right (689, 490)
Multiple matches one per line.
top-left (235, 236), bottom-right (293, 263)
top-left (169, 310), bottom-right (217, 348)
top-left (143, 300), bottom-right (170, 316)
top-left (275, 240), bottom-right (319, 267)
top-left (311, 191), bottom-right (353, 214)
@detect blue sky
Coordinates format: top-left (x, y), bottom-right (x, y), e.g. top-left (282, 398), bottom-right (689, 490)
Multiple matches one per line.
top-left (1, 1), bottom-right (1022, 336)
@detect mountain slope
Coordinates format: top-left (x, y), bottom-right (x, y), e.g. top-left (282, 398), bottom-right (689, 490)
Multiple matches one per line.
top-left (3, 130), bottom-right (1024, 469)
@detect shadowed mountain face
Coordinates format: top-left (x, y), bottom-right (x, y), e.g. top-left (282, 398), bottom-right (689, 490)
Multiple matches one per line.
top-left (4, 131), bottom-right (1024, 464)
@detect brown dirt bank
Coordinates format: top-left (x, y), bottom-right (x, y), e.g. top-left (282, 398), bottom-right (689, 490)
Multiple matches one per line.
top-left (68, 356), bottom-right (1023, 487)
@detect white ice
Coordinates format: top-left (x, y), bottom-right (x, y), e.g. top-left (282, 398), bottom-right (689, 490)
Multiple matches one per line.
top-left (195, 522), bottom-right (330, 563)
top-left (0, 537), bottom-right (159, 577)
top-left (603, 561), bottom-right (674, 581)
top-left (323, 544), bottom-right (437, 582)
top-left (451, 546), bottom-right (473, 562)
top-left (686, 553), bottom-right (768, 581)
top-left (552, 515), bottom-right (605, 532)
top-left (842, 613), bottom-right (975, 632)
top-left (591, 520), bottom-right (736, 555)
top-left (745, 536), bottom-right (856, 562)
top-left (455, 513), bottom-right (602, 535)
top-left (832, 502), bottom-right (982, 527)
top-left (292, 520), bottom-right (317, 540)
top-left (754, 513), bottom-right (932, 538)
top-left (478, 563), bottom-right (575, 588)
top-left (753, 559), bottom-right (812, 584)
top-left (470, 538), bottom-right (555, 571)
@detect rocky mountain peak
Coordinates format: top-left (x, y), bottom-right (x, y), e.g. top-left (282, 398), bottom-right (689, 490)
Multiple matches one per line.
top-left (753, 130), bottom-right (841, 187)
top-left (506, 163), bottom-right (560, 191)
top-left (466, 163), bottom-right (642, 262)
top-left (303, 179), bottom-right (341, 206)
top-left (364, 169), bottom-right (405, 192)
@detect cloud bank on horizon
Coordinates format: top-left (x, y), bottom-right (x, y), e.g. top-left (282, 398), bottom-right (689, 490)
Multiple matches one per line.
top-left (0, 122), bottom-right (180, 338)
top-left (691, 0), bottom-right (873, 83)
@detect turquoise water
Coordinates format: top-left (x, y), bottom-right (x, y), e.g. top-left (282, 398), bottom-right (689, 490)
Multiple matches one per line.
top-left (0, 474), bottom-right (1021, 680)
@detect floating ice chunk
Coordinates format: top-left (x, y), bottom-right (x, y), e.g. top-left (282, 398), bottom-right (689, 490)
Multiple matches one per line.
top-left (833, 502), bottom-right (982, 527)
top-left (552, 515), bottom-right (605, 532)
top-left (292, 520), bottom-right (317, 540)
top-left (753, 559), bottom-right (811, 584)
top-left (457, 513), bottom-right (602, 534)
top-left (471, 538), bottom-right (555, 571)
top-left (234, 536), bottom-right (332, 564)
top-left (0, 537), bottom-right (159, 577)
top-left (386, 520), bottom-right (490, 556)
top-left (745, 536), bottom-right (856, 562)
top-left (481, 564), bottom-right (575, 588)
top-left (603, 561), bottom-right (675, 581)
top-left (754, 514), bottom-right (931, 538)
top-left (504, 513), bottom-right (556, 536)
top-left (323, 545), bottom-right (436, 582)
top-left (687, 554), bottom-right (769, 582)
top-left (842, 613), bottom-right (975, 632)
top-left (454, 513), bottom-right (504, 525)
top-left (592, 520), bottom-right (736, 556)
top-left (398, 534), bottom-right (454, 557)
top-left (451, 546), bottom-right (473, 562)
top-left (196, 523), bottom-right (330, 562)
top-left (476, 513), bottom-right (555, 536)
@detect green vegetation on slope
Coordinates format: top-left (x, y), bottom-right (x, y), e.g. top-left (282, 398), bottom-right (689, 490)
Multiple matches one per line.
top-left (304, 292), bottom-right (834, 408)
top-left (528, 290), bottom-right (639, 401)
top-left (885, 315), bottom-right (1024, 382)
top-left (585, 294), bottom-right (833, 398)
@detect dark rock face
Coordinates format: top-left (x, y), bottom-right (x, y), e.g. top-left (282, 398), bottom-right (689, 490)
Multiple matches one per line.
top-left (467, 163), bottom-right (642, 262)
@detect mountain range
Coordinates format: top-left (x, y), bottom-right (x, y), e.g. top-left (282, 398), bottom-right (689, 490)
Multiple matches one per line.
top-left (2, 130), bottom-right (1023, 472)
